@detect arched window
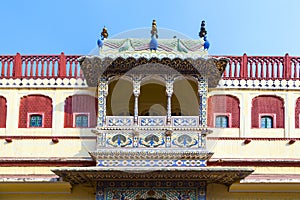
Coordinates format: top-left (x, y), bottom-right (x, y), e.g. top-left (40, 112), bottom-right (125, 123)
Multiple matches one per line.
top-left (215, 115), bottom-right (229, 128)
top-left (19, 95), bottom-right (52, 128)
top-left (29, 114), bottom-right (43, 127)
top-left (251, 96), bottom-right (284, 128)
top-left (260, 116), bottom-right (273, 128)
top-left (208, 95), bottom-right (239, 128)
top-left (64, 95), bottom-right (98, 128)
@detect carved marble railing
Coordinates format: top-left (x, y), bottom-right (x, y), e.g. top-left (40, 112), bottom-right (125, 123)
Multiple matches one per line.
top-left (139, 116), bottom-right (166, 127)
top-left (105, 116), bottom-right (199, 128)
top-left (171, 116), bottom-right (199, 127)
top-left (106, 116), bottom-right (134, 127)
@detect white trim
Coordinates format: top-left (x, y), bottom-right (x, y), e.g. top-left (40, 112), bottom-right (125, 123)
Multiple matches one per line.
top-left (27, 112), bottom-right (45, 128)
top-left (73, 112), bottom-right (90, 128)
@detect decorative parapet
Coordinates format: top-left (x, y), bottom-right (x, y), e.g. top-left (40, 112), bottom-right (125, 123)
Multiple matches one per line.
top-left (1, 53), bottom-right (300, 85)
top-left (218, 53), bottom-right (300, 80)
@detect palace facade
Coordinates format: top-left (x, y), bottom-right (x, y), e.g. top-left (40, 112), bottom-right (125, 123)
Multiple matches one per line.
top-left (0, 23), bottom-right (300, 199)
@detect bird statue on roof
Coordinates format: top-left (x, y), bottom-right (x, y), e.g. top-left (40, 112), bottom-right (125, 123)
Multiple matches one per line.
top-left (149, 20), bottom-right (158, 52)
top-left (199, 21), bottom-right (210, 50)
top-left (97, 26), bottom-right (108, 49)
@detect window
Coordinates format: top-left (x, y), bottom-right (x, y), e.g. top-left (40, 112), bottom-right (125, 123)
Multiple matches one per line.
top-left (261, 116), bottom-right (273, 128)
top-left (29, 115), bottom-right (43, 127)
top-left (74, 114), bottom-right (89, 127)
top-left (215, 115), bottom-right (229, 128)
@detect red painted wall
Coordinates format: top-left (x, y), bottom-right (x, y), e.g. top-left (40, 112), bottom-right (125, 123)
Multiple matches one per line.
top-left (64, 95), bottom-right (98, 128)
top-left (19, 95), bottom-right (52, 128)
top-left (0, 96), bottom-right (7, 128)
top-left (251, 95), bottom-right (284, 128)
top-left (208, 95), bottom-right (240, 128)
top-left (295, 98), bottom-right (300, 128)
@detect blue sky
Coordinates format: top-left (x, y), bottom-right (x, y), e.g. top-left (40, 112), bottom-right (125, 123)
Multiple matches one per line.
top-left (0, 0), bottom-right (299, 56)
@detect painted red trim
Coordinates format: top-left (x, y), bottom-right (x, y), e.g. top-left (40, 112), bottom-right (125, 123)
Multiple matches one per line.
top-left (0, 136), bottom-right (96, 140)
top-left (208, 159), bottom-right (300, 167)
top-left (207, 137), bottom-right (300, 141)
top-left (0, 158), bottom-right (96, 167)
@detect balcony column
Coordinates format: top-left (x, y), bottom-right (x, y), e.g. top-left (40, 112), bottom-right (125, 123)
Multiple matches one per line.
top-left (97, 77), bottom-right (108, 127)
top-left (166, 76), bottom-right (174, 125)
top-left (198, 77), bottom-right (208, 128)
top-left (133, 77), bottom-right (141, 125)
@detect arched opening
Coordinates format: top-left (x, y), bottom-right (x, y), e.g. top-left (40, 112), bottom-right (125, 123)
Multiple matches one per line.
top-left (64, 95), bottom-right (98, 128)
top-left (172, 78), bottom-right (199, 116)
top-left (251, 95), bottom-right (284, 128)
top-left (208, 95), bottom-right (240, 128)
top-left (106, 79), bottom-right (134, 116)
top-left (19, 95), bottom-right (52, 128)
top-left (139, 80), bottom-right (166, 116)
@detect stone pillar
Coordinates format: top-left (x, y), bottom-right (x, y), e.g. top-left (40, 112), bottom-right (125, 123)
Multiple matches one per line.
top-left (133, 77), bottom-right (141, 125)
top-left (165, 76), bottom-right (174, 125)
top-left (198, 77), bottom-right (208, 128)
top-left (97, 77), bottom-right (108, 127)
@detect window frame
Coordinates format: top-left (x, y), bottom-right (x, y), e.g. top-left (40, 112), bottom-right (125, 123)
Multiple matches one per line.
top-left (73, 112), bottom-right (90, 128)
top-left (214, 113), bottom-right (232, 128)
top-left (259, 113), bottom-right (276, 128)
top-left (27, 112), bottom-right (44, 128)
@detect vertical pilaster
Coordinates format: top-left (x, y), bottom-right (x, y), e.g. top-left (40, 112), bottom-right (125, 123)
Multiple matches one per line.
top-left (5, 91), bottom-right (19, 135)
top-left (97, 77), bottom-right (108, 127)
top-left (166, 76), bottom-right (174, 125)
top-left (133, 77), bottom-right (141, 125)
top-left (285, 92), bottom-right (295, 138)
top-left (242, 93), bottom-right (251, 137)
top-left (198, 77), bottom-right (208, 128)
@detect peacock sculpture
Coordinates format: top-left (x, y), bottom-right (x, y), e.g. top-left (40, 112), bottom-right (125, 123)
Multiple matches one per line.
top-left (149, 20), bottom-right (158, 52)
top-left (199, 21), bottom-right (210, 50)
top-left (97, 26), bottom-right (108, 49)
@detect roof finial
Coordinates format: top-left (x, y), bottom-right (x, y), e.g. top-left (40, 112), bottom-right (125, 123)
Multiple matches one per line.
top-left (101, 26), bottom-right (108, 39)
top-left (150, 20), bottom-right (158, 52)
top-left (151, 20), bottom-right (158, 38)
top-left (199, 20), bottom-right (210, 50)
top-left (199, 20), bottom-right (207, 38)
